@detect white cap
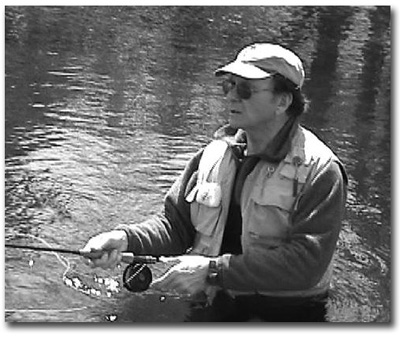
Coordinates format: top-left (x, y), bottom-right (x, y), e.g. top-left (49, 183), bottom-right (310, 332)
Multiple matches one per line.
top-left (215, 43), bottom-right (305, 88)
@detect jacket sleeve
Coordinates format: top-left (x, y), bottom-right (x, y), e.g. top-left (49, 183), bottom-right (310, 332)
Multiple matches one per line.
top-left (114, 149), bottom-right (203, 256)
top-left (217, 159), bottom-right (348, 292)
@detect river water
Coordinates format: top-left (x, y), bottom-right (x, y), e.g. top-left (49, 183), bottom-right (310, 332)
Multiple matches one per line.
top-left (4, 6), bottom-right (391, 322)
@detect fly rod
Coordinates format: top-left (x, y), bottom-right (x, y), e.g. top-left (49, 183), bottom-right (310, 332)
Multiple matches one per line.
top-left (5, 243), bottom-right (160, 264)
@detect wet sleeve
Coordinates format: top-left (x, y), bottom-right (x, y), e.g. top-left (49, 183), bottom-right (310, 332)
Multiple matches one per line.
top-left (217, 159), bottom-right (348, 291)
top-left (115, 149), bottom-right (203, 256)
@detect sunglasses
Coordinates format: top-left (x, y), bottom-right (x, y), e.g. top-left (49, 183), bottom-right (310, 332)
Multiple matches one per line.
top-left (221, 78), bottom-right (274, 100)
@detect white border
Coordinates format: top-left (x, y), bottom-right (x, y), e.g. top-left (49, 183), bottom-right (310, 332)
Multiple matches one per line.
top-left (1, 2), bottom-right (397, 337)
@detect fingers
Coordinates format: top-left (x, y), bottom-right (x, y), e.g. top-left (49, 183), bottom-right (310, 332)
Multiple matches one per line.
top-left (82, 230), bottom-right (128, 269)
top-left (151, 263), bottom-right (196, 297)
top-left (150, 256), bottom-right (210, 298)
top-left (151, 274), bottom-right (188, 298)
top-left (82, 233), bottom-right (112, 253)
top-left (83, 249), bottom-right (121, 269)
top-left (83, 230), bottom-right (128, 253)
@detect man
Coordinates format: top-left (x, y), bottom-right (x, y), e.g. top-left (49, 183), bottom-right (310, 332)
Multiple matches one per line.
top-left (83, 43), bottom-right (348, 321)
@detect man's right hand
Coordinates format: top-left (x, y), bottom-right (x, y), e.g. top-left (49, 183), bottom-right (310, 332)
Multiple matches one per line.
top-left (81, 230), bottom-right (129, 269)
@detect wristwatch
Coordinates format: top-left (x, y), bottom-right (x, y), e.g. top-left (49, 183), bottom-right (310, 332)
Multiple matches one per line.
top-left (206, 259), bottom-right (220, 286)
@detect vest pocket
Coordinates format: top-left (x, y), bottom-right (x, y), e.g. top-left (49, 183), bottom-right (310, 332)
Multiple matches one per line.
top-left (246, 181), bottom-right (296, 239)
top-left (186, 183), bottom-right (222, 236)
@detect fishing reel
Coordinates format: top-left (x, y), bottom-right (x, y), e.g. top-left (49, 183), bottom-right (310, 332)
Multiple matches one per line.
top-left (122, 263), bottom-right (153, 292)
top-left (118, 253), bottom-right (159, 292)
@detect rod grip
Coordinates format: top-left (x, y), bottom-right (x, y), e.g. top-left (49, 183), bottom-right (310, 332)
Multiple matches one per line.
top-left (80, 249), bottom-right (158, 264)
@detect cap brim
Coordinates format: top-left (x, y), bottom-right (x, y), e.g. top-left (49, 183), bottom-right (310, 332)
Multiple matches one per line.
top-left (215, 61), bottom-right (273, 79)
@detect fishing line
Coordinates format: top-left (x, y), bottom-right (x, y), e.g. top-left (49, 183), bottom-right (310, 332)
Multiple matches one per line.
top-left (6, 235), bottom-right (123, 298)
top-left (5, 233), bottom-right (89, 314)
top-left (6, 234), bottom-right (185, 317)
top-left (5, 306), bottom-right (89, 314)
top-left (10, 233), bottom-right (71, 275)
top-left (6, 234), bottom-right (163, 295)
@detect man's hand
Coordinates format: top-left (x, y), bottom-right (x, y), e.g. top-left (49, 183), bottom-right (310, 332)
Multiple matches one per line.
top-left (81, 230), bottom-right (128, 269)
top-left (151, 255), bottom-right (212, 297)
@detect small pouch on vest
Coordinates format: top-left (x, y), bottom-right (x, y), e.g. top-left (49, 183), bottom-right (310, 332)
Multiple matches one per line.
top-left (185, 182), bottom-right (222, 208)
top-left (195, 182), bottom-right (222, 207)
top-left (186, 182), bottom-right (222, 237)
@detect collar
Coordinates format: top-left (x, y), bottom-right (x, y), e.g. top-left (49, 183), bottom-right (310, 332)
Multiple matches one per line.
top-left (213, 116), bottom-right (300, 163)
top-left (282, 125), bottom-right (311, 167)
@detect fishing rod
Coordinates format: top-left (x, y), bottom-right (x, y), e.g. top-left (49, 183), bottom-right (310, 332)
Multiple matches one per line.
top-left (5, 243), bottom-right (159, 264)
top-left (5, 243), bottom-right (161, 292)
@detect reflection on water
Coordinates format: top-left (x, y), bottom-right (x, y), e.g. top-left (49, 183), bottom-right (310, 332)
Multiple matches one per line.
top-left (5, 6), bottom-right (391, 322)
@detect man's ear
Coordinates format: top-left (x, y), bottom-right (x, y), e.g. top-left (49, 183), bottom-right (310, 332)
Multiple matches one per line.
top-left (276, 92), bottom-right (293, 115)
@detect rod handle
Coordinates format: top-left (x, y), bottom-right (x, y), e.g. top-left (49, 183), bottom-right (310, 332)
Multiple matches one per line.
top-left (79, 250), bottom-right (158, 264)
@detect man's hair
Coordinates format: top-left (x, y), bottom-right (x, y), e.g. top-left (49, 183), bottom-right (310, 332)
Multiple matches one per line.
top-left (272, 73), bottom-right (309, 117)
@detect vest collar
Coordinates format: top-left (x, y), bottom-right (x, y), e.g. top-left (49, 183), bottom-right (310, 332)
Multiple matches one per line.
top-left (282, 126), bottom-right (313, 167)
top-left (213, 116), bottom-right (301, 164)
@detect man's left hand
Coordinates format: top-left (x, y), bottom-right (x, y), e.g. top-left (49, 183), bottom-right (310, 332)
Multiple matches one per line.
top-left (151, 255), bottom-right (212, 297)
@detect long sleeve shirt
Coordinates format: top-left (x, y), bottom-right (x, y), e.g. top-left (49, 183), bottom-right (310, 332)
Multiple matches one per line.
top-left (116, 122), bottom-right (348, 293)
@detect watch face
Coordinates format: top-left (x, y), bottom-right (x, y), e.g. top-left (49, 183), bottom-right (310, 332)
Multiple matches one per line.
top-left (207, 260), bottom-right (219, 285)
top-left (207, 272), bottom-right (219, 286)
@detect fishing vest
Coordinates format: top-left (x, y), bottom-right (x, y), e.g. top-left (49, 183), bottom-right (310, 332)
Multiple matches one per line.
top-left (185, 126), bottom-right (338, 297)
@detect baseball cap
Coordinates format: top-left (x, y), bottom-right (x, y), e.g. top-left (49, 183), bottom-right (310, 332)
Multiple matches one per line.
top-left (215, 43), bottom-right (305, 88)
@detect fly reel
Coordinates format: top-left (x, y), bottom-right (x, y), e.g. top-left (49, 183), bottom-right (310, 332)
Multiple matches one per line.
top-left (122, 263), bottom-right (152, 292)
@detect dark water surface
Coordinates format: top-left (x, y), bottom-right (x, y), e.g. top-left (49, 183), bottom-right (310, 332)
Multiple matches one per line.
top-left (4, 6), bottom-right (391, 322)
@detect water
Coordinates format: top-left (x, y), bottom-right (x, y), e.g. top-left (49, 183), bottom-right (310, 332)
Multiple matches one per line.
top-left (4, 6), bottom-right (391, 322)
